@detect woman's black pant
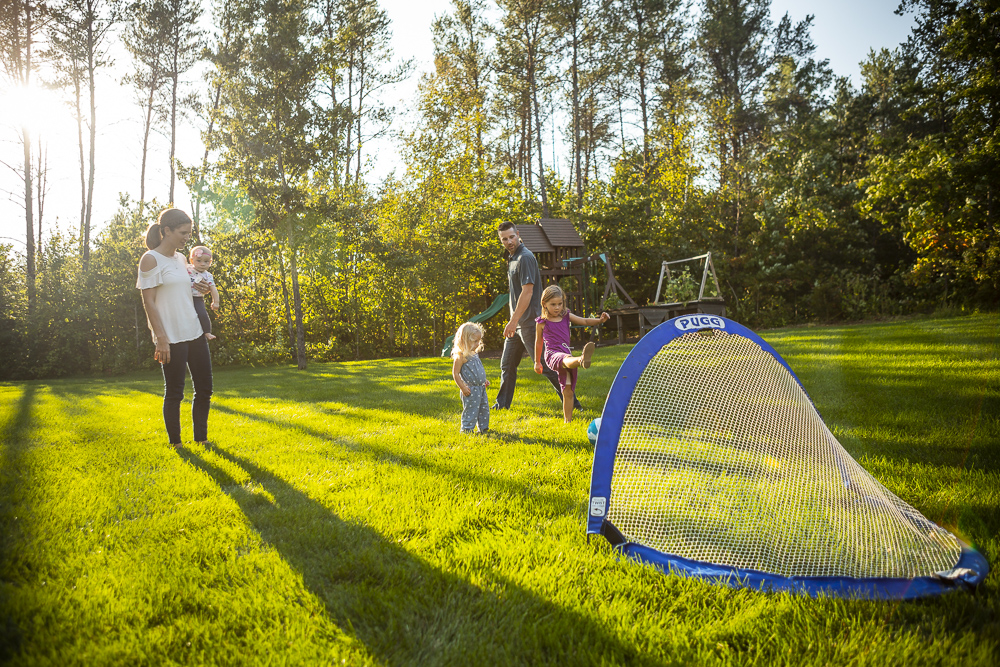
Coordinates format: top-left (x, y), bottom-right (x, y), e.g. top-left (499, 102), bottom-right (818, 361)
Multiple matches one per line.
top-left (161, 335), bottom-right (212, 444)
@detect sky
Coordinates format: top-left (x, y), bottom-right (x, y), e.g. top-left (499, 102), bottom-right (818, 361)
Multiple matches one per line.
top-left (0, 0), bottom-right (916, 249)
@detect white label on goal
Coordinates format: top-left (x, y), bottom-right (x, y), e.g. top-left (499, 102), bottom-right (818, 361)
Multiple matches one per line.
top-left (675, 315), bottom-right (726, 332)
top-left (590, 497), bottom-right (607, 517)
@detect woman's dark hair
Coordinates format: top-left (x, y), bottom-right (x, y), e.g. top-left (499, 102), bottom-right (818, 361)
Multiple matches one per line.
top-left (144, 208), bottom-right (192, 250)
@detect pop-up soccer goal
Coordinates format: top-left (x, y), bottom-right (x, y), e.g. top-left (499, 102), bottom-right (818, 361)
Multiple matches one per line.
top-left (587, 315), bottom-right (988, 598)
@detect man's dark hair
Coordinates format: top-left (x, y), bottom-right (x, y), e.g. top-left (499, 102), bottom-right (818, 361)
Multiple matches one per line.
top-left (497, 221), bottom-right (516, 233)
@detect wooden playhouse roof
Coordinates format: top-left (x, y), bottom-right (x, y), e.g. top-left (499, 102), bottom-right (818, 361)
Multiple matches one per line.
top-left (538, 218), bottom-right (585, 248)
top-left (515, 224), bottom-right (555, 254)
top-left (515, 218), bottom-right (584, 254)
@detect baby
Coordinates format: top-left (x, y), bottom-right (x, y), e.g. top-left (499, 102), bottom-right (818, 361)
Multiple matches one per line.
top-left (188, 246), bottom-right (220, 340)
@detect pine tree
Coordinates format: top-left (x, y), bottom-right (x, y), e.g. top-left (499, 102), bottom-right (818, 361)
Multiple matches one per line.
top-left (161, 0), bottom-right (203, 205)
top-left (122, 0), bottom-right (171, 209)
top-left (697, 0), bottom-right (813, 254)
top-left (212, 0), bottom-right (320, 369)
top-left (0, 0), bottom-right (47, 316)
top-left (47, 0), bottom-right (122, 267)
top-left (496, 0), bottom-right (555, 214)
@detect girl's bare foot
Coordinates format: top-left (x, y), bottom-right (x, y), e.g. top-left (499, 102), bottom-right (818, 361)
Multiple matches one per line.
top-left (581, 342), bottom-right (595, 368)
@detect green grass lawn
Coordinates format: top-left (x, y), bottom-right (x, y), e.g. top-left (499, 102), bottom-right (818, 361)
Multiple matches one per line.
top-left (1, 313), bottom-right (997, 665)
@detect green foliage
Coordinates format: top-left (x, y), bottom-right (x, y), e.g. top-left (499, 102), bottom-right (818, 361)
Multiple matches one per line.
top-left (2, 0), bottom-right (998, 378)
top-left (0, 246), bottom-right (27, 380)
top-left (660, 266), bottom-right (699, 304)
top-left (858, 0), bottom-right (1000, 306)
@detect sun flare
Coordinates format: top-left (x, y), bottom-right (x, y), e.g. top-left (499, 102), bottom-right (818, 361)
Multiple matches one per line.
top-left (0, 83), bottom-right (71, 139)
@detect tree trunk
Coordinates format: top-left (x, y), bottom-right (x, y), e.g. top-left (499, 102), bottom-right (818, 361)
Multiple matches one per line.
top-left (23, 125), bottom-right (35, 317)
top-left (356, 47), bottom-right (364, 183)
top-left (35, 138), bottom-right (46, 249)
top-left (169, 44), bottom-right (179, 204)
top-left (193, 81), bottom-right (223, 239)
top-left (140, 80), bottom-right (156, 210)
top-left (637, 14), bottom-right (650, 172)
top-left (286, 219), bottom-right (307, 369)
top-left (84, 19), bottom-right (97, 269)
top-left (21, 3), bottom-right (35, 317)
top-left (529, 43), bottom-right (549, 217)
top-left (277, 245), bottom-right (294, 346)
top-left (571, 15), bottom-right (582, 209)
top-left (344, 51), bottom-right (354, 186)
top-left (75, 75), bottom-right (86, 240)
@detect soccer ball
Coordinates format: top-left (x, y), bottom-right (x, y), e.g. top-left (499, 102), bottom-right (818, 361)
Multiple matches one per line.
top-left (587, 417), bottom-right (602, 445)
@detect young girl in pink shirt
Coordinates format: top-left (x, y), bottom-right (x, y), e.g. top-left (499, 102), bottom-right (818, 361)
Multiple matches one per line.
top-left (534, 285), bottom-right (609, 422)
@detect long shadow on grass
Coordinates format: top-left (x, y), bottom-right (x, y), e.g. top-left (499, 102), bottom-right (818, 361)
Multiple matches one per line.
top-left (181, 447), bottom-right (644, 666)
top-left (210, 402), bottom-right (581, 516)
top-left (0, 384), bottom-right (36, 662)
top-left (480, 428), bottom-right (593, 452)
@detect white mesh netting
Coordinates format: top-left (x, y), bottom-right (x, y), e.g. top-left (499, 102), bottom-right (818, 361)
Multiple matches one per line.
top-left (607, 329), bottom-right (961, 579)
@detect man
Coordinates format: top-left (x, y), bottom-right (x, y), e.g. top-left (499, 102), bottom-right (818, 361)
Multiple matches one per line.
top-left (492, 222), bottom-right (582, 410)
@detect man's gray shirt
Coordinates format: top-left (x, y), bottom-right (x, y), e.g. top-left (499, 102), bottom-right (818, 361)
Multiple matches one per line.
top-left (507, 243), bottom-right (542, 329)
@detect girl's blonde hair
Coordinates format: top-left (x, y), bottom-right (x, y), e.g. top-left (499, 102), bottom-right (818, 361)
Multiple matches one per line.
top-left (539, 284), bottom-right (568, 320)
top-left (451, 321), bottom-right (485, 361)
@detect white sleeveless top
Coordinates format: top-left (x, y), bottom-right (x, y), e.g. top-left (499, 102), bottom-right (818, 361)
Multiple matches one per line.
top-left (136, 250), bottom-right (203, 345)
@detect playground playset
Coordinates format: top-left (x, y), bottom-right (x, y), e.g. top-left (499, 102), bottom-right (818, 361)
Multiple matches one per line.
top-left (442, 219), bottom-right (723, 355)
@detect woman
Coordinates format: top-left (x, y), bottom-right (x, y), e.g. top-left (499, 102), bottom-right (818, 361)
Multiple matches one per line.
top-left (136, 208), bottom-right (213, 448)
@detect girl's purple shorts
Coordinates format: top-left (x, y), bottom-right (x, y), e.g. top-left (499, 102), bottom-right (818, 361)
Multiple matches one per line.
top-left (544, 349), bottom-right (577, 392)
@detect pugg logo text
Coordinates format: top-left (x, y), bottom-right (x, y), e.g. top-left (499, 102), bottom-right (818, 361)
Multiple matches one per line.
top-left (674, 315), bottom-right (726, 331)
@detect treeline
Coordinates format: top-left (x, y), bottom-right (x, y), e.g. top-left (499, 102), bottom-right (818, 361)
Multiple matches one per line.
top-left (1, 0), bottom-right (997, 380)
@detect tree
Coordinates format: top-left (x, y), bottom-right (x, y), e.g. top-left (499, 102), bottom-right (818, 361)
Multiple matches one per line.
top-left (422, 0), bottom-right (492, 166)
top-left (697, 0), bottom-right (814, 255)
top-left (0, 244), bottom-right (27, 379)
top-left (0, 0), bottom-right (49, 318)
top-left (45, 0), bottom-right (88, 240)
top-left (186, 0), bottom-right (245, 239)
top-left (551, 0), bottom-right (606, 208)
top-left (605, 0), bottom-right (688, 174)
top-left (161, 0), bottom-right (203, 204)
top-left (122, 0), bottom-right (171, 209)
top-left (860, 0), bottom-right (999, 303)
top-left (213, 0), bottom-right (322, 369)
top-left (47, 0), bottom-right (122, 268)
top-left (496, 0), bottom-right (555, 214)
top-left (337, 0), bottom-right (412, 185)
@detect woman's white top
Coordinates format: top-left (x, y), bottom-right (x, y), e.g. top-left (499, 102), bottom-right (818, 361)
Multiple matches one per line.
top-left (136, 249), bottom-right (203, 345)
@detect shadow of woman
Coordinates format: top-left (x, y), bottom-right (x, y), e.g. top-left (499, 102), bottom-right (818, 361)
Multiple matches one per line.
top-left (0, 384), bottom-right (38, 660)
top-left (180, 447), bottom-right (645, 665)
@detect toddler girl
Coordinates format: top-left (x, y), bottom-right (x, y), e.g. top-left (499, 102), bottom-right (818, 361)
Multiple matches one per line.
top-left (188, 246), bottom-right (221, 340)
top-left (534, 285), bottom-right (609, 422)
top-left (451, 322), bottom-right (490, 434)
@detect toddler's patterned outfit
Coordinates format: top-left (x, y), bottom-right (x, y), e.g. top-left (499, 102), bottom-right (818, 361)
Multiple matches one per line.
top-left (459, 353), bottom-right (490, 433)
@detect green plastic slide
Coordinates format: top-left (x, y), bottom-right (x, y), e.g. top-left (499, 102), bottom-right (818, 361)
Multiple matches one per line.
top-left (440, 293), bottom-right (510, 357)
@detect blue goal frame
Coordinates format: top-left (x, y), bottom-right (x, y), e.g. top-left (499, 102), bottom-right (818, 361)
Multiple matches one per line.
top-left (586, 314), bottom-right (989, 599)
